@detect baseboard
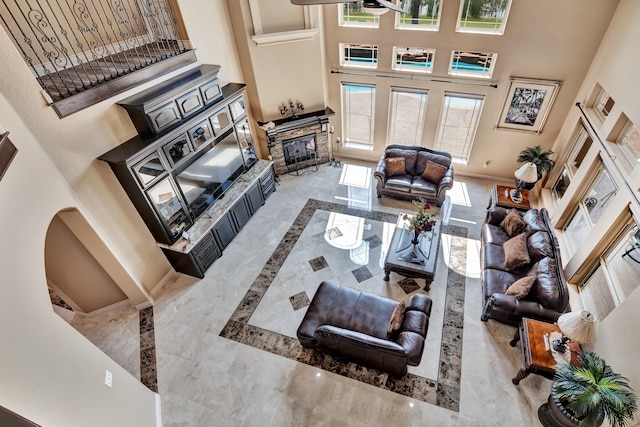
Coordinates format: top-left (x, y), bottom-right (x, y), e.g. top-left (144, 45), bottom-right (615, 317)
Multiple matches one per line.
top-left (155, 393), bottom-right (163, 427)
top-left (84, 299), bottom-right (133, 318)
top-left (150, 268), bottom-right (177, 297)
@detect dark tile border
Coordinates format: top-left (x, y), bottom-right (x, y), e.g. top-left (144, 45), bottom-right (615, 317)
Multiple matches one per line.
top-left (139, 306), bottom-right (158, 392)
top-left (219, 199), bottom-right (467, 411)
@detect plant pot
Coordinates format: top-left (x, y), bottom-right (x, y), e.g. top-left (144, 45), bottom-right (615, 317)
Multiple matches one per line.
top-left (538, 383), bottom-right (604, 427)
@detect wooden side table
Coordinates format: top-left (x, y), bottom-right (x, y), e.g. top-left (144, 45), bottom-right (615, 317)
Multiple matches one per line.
top-left (491, 184), bottom-right (531, 211)
top-left (510, 318), bottom-right (580, 385)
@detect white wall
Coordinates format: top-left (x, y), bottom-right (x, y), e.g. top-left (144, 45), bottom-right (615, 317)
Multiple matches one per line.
top-left (0, 92), bottom-right (158, 426)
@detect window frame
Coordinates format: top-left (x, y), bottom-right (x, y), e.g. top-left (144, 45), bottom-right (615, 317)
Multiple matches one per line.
top-left (594, 89), bottom-right (615, 122)
top-left (340, 43), bottom-right (379, 69)
top-left (434, 92), bottom-right (485, 164)
top-left (387, 86), bottom-right (429, 146)
top-left (448, 50), bottom-right (496, 79)
top-left (392, 47), bottom-right (435, 74)
top-left (617, 120), bottom-right (640, 166)
top-left (456, 0), bottom-right (512, 35)
top-left (551, 124), bottom-right (594, 203)
top-left (341, 82), bottom-right (376, 151)
top-left (339, 2), bottom-right (380, 28)
top-left (395, 0), bottom-right (442, 31)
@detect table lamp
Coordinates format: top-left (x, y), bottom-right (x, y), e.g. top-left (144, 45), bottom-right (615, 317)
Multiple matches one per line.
top-left (511, 162), bottom-right (538, 203)
top-left (552, 310), bottom-right (598, 353)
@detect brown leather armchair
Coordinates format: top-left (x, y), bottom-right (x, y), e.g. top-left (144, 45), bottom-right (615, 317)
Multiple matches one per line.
top-left (297, 281), bottom-right (432, 376)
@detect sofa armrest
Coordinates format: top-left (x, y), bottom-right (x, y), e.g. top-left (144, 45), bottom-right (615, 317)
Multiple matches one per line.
top-left (437, 167), bottom-right (454, 197)
top-left (374, 156), bottom-right (387, 184)
top-left (483, 293), bottom-right (563, 324)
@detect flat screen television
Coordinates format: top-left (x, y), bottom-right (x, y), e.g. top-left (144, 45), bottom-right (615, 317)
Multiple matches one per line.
top-left (175, 129), bottom-right (246, 218)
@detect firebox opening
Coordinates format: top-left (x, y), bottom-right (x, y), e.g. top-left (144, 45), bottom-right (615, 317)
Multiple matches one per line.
top-left (281, 133), bottom-right (317, 167)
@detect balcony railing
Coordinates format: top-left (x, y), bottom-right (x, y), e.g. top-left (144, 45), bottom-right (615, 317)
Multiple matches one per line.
top-left (0, 0), bottom-right (190, 111)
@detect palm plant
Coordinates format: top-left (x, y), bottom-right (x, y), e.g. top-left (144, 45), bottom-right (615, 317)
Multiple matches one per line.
top-left (552, 352), bottom-right (638, 427)
top-left (517, 145), bottom-right (555, 179)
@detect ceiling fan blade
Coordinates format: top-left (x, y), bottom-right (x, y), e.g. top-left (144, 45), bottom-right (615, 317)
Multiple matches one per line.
top-left (291, 0), bottom-right (355, 5)
top-left (376, 0), bottom-right (409, 13)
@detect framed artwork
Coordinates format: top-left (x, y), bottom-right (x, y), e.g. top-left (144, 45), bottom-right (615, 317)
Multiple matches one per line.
top-left (497, 78), bottom-right (562, 134)
top-left (0, 132), bottom-right (17, 181)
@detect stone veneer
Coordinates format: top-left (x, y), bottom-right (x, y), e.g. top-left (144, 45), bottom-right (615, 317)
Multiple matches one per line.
top-left (269, 123), bottom-right (330, 175)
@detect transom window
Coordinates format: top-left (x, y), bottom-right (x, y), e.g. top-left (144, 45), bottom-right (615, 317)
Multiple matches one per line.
top-left (392, 47), bottom-right (434, 73)
top-left (551, 124), bottom-right (593, 202)
top-left (594, 89), bottom-right (615, 121)
top-left (434, 93), bottom-right (484, 163)
top-left (339, 2), bottom-right (380, 28)
top-left (341, 43), bottom-right (378, 69)
top-left (388, 87), bottom-right (428, 146)
top-left (617, 120), bottom-right (640, 165)
top-left (456, 0), bottom-right (512, 35)
top-left (342, 83), bottom-right (376, 150)
top-left (449, 51), bottom-right (496, 79)
top-left (396, 0), bottom-right (442, 31)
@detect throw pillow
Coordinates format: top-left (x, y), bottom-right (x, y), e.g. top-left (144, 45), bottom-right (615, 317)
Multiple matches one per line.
top-left (386, 157), bottom-right (406, 177)
top-left (503, 232), bottom-right (530, 271)
top-left (387, 301), bottom-right (406, 338)
top-left (500, 209), bottom-right (526, 237)
top-left (505, 276), bottom-right (537, 300)
top-left (421, 160), bottom-right (448, 183)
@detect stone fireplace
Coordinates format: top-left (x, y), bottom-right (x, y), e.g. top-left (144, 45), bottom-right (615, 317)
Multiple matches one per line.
top-left (259, 108), bottom-right (334, 175)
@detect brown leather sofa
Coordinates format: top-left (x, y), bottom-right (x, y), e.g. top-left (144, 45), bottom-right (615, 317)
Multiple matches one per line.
top-left (480, 207), bottom-right (570, 326)
top-left (297, 281), bottom-right (432, 376)
top-left (373, 144), bottom-right (454, 207)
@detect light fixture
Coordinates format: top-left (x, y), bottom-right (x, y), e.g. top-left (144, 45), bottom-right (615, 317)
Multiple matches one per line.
top-left (511, 162), bottom-right (538, 203)
top-left (363, 5), bottom-right (388, 15)
top-left (552, 310), bottom-right (598, 353)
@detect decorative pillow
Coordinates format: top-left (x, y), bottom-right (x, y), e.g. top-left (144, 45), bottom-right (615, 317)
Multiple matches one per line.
top-left (421, 160), bottom-right (448, 183)
top-left (505, 276), bottom-right (537, 300)
top-left (387, 301), bottom-right (406, 338)
top-left (503, 232), bottom-right (530, 271)
top-left (386, 157), bottom-right (406, 177)
top-left (500, 209), bottom-right (526, 237)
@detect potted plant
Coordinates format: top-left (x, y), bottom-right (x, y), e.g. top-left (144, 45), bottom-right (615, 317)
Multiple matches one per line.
top-left (538, 351), bottom-right (638, 427)
top-left (516, 145), bottom-right (555, 189)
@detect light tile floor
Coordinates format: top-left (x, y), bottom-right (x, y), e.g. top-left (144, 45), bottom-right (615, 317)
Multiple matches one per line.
top-left (58, 160), bottom-right (552, 426)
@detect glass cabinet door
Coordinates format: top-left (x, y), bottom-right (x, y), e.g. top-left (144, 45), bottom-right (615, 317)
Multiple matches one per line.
top-left (210, 107), bottom-right (231, 135)
top-left (230, 98), bottom-right (246, 121)
top-left (132, 151), bottom-right (166, 188)
top-left (188, 120), bottom-right (213, 150)
top-left (163, 133), bottom-right (193, 167)
top-left (235, 119), bottom-right (258, 168)
top-left (147, 177), bottom-right (192, 240)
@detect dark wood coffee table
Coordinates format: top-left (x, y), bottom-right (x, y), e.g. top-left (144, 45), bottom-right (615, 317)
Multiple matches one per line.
top-left (510, 318), bottom-right (580, 385)
top-left (383, 213), bottom-right (441, 291)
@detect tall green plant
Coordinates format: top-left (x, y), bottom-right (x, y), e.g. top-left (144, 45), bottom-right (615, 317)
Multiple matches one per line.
top-left (517, 145), bottom-right (555, 178)
top-left (553, 352), bottom-right (638, 427)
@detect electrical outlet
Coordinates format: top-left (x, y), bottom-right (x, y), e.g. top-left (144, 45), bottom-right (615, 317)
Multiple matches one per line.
top-left (105, 370), bottom-right (113, 388)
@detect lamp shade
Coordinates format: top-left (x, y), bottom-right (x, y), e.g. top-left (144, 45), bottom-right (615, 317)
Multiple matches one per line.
top-left (514, 162), bottom-right (538, 184)
top-left (557, 310), bottom-right (598, 344)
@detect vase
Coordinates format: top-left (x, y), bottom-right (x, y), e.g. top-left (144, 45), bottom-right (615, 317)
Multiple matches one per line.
top-left (411, 229), bottom-right (420, 245)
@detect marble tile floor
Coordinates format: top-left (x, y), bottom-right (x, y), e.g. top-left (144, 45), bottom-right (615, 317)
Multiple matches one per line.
top-left (58, 160), bottom-right (552, 426)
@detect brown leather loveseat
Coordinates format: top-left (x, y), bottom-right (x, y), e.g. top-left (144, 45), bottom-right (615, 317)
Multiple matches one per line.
top-left (480, 207), bottom-right (569, 326)
top-left (374, 144), bottom-right (454, 207)
top-left (297, 281), bottom-right (432, 376)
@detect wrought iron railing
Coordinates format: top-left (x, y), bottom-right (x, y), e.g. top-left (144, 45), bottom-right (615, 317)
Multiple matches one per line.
top-left (0, 0), bottom-right (189, 102)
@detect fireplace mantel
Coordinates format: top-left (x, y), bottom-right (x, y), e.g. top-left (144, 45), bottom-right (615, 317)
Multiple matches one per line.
top-left (259, 107), bottom-right (335, 147)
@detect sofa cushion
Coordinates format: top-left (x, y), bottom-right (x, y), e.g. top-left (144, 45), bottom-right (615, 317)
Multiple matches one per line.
top-left (501, 209), bottom-right (526, 237)
top-left (505, 276), bottom-right (537, 299)
top-left (387, 301), bottom-right (405, 337)
top-left (385, 175), bottom-right (413, 192)
top-left (503, 232), bottom-right (530, 270)
top-left (526, 257), bottom-right (560, 308)
top-left (482, 243), bottom-right (507, 270)
top-left (409, 176), bottom-right (438, 197)
top-left (481, 223), bottom-right (510, 246)
top-left (386, 148), bottom-right (418, 174)
top-left (421, 160), bottom-right (447, 184)
top-left (415, 151), bottom-right (451, 175)
top-left (386, 157), bottom-right (406, 177)
top-left (483, 268), bottom-right (523, 298)
top-left (523, 209), bottom-right (548, 234)
top-left (528, 231), bottom-right (553, 263)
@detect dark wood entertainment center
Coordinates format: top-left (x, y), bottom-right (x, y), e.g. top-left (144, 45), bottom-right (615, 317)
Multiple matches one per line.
top-left (99, 64), bottom-right (275, 278)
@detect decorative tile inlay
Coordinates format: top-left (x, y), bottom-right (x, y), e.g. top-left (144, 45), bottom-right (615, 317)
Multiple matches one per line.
top-left (139, 306), bottom-right (158, 393)
top-left (49, 288), bottom-right (73, 311)
top-left (308, 256), bottom-right (329, 272)
top-left (289, 291), bottom-right (310, 311)
top-left (364, 235), bottom-right (382, 249)
top-left (352, 265), bottom-right (373, 282)
top-left (325, 226), bottom-right (343, 240)
top-left (397, 277), bottom-right (421, 294)
top-left (219, 199), bottom-right (468, 410)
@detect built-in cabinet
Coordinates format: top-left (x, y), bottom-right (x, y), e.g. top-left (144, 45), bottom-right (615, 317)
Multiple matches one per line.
top-left (100, 64), bottom-right (274, 278)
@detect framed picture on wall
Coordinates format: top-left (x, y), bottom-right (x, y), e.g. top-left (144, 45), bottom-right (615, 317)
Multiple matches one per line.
top-left (0, 132), bottom-right (17, 181)
top-left (496, 78), bottom-right (562, 134)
